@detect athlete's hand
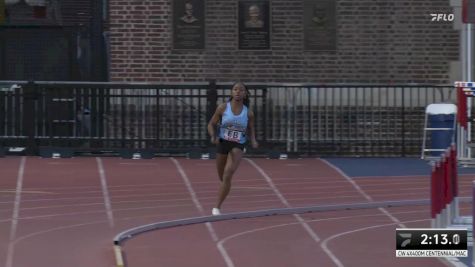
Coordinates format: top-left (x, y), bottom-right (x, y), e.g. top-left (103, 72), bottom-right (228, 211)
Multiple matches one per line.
top-left (210, 136), bottom-right (219, 145)
top-left (251, 139), bottom-right (259, 149)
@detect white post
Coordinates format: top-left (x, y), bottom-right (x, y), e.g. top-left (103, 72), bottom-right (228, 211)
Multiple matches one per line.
top-left (446, 203), bottom-right (452, 226)
top-left (436, 213), bottom-right (442, 228)
top-left (454, 196), bottom-right (460, 218)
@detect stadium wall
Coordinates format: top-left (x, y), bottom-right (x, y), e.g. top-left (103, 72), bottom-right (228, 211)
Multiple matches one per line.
top-left (108, 0), bottom-right (459, 84)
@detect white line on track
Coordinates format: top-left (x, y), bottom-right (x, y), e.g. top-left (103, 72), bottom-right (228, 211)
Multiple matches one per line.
top-left (0, 196), bottom-right (436, 222)
top-left (319, 159), bottom-right (406, 228)
top-left (0, 189), bottom-right (434, 208)
top-left (170, 157), bottom-right (235, 267)
top-left (118, 162), bottom-right (158, 166)
top-left (0, 176), bottom-right (346, 191)
top-left (245, 159), bottom-right (321, 242)
top-left (318, 164), bottom-right (466, 267)
top-left (0, 205), bottom-right (466, 226)
top-left (0, 183), bottom-right (427, 201)
top-left (5, 156), bottom-right (25, 267)
top-left (0, 190), bottom-right (56, 194)
top-left (217, 213), bottom-right (426, 267)
top-left (6, 209), bottom-right (436, 267)
top-left (321, 218), bottom-right (429, 267)
top-left (233, 186), bottom-right (271, 190)
top-left (96, 158), bottom-right (114, 228)
top-left (218, 211), bottom-right (416, 244)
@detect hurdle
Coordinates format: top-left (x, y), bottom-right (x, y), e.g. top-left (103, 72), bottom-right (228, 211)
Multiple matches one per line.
top-left (456, 81), bottom-right (475, 166)
top-left (430, 144), bottom-right (458, 228)
top-left (455, 82), bottom-right (475, 260)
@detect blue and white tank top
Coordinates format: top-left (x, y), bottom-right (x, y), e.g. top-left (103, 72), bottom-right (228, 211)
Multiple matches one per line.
top-left (219, 102), bottom-right (248, 144)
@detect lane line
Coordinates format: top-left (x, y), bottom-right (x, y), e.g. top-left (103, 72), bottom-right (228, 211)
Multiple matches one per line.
top-left (5, 156), bottom-right (26, 267)
top-left (245, 159), bottom-right (321, 242)
top-left (0, 204), bottom-right (461, 227)
top-left (0, 183), bottom-right (427, 200)
top-left (233, 186), bottom-right (271, 190)
top-left (0, 196), bottom-right (434, 221)
top-left (96, 158), bottom-right (115, 228)
top-left (170, 157), bottom-right (234, 267)
top-left (218, 211), bottom-right (430, 267)
top-left (0, 190), bottom-right (56, 195)
top-left (218, 209), bottom-right (426, 246)
top-left (118, 162), bottom-right (158, 166)
top-left (320, 215), bottom-right (461, 267)
top-left (319, 159), bottom-right (406, 228)
top-left (0, 189), bottom-right (436, 206)
top-left (321, 218), bottom-right (429, 267)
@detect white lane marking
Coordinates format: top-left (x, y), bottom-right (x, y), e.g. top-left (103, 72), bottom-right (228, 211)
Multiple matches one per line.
top-left (5, 156), bottom-right (26, 267)
top-left (96, 158), bottom-right (114, 228)
top-left (0, 190), bottom-right (56, 194)
top-left (218, 210), bottom-right (421, 246)
top-left (170, 157), bottom-right (234, 267)
top-left (6, 209), bottom-right (434, 267)
top-left (321, 218), bottom-right (429, 267)
top-left (319, 159), bottom-right (406, 228)
top-left (118, 162), bottom-right (158, 166)
top-left (245, 159), bottom-right (321, 243)
top-left (0, 203), bottom-right (444, 226)
top-left (233, 186), bottom-right (271, 190)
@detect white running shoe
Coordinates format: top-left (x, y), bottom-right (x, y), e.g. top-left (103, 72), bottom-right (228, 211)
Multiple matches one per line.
top-left (212, 208), bottom-right (221, 215)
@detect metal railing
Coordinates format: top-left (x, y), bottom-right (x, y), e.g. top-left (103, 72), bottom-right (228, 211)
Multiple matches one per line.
top-left (0, 81), bottom-right (455, 157)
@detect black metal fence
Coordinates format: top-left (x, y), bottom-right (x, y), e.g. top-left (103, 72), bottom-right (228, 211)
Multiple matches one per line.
top-left (0, 81), bottom-right (456, 157)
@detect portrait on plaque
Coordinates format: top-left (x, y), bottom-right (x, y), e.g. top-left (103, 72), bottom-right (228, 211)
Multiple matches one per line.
top-left (245, 4), bottom-right (263, 28)
top-left (180, 2), bottom-right (198, 24)
top-left (303, 0), bottom-right (336, 51)
top-left (173, 0), bottom-right (205, 50)
top-left (238, 0), bottom-right (270, 50)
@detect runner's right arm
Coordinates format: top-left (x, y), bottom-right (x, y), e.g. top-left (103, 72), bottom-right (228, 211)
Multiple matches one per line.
top-left (207, 103), bottom-right (226, 144)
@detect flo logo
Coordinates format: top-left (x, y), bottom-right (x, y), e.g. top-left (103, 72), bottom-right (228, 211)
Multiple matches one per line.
top-left (398, 233), bottom-right (412, 248)
top-left (430, 13), bottom-right (455, 21)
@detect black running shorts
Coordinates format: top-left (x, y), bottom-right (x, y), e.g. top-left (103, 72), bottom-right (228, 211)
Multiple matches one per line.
top-left (216, 139), bottom-right (245, 154)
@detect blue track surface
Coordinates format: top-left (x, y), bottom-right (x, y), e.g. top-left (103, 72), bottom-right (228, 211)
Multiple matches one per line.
top-left (323, 158), bottom-right (475, 178)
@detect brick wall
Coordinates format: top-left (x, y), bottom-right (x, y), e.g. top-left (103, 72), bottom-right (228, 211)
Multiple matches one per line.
top-left (109, 0), bottom-right (459, 84)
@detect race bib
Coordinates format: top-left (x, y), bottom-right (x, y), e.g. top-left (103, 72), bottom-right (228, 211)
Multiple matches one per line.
top-left (223, 129), bottom-right (243, 142)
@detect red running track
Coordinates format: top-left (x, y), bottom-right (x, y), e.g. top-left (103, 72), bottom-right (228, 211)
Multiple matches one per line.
top-left (0, 156), bottom-right (468, 267)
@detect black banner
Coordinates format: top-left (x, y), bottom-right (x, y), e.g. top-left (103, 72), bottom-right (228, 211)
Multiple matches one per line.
top-left (238, 0), bottom-right (270, 50)
top-left (173, 0), bottom-right (205, 50)
top-left (396, 229), bottom-right (467, 250)
top-left (303, 0), bottom-right (336, 51)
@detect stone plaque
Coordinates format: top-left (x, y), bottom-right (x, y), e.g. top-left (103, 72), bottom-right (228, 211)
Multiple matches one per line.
top-left (303, 0), bottom-right (337, 51)
top-left (238, 0), bottom-right (270, 50)
top-left (173, 0), bottom-right (205, 50)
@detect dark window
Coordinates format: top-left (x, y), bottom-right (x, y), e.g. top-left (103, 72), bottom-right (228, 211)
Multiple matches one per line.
top-left (3, 0), bottom-right (62, 25)
top-left (2, 0), bottom-right (93, 26)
